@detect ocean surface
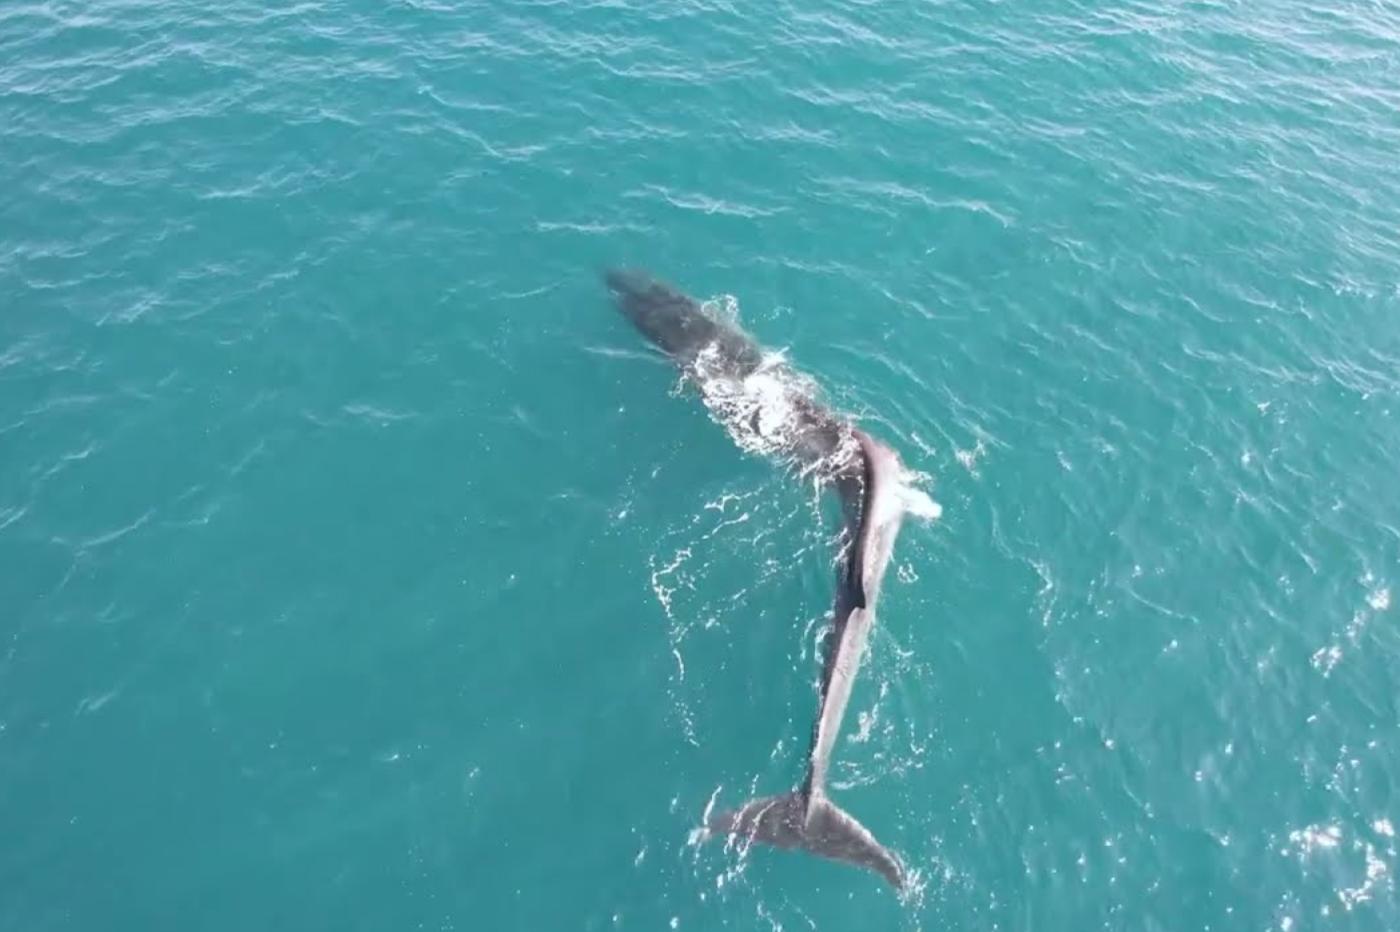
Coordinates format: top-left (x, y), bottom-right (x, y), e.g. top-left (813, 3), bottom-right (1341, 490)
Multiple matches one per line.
top-left (3, 1), bottom-right (1399, 929)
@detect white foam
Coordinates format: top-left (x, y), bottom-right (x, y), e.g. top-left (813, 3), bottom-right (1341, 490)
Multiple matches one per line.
top-left (692, 347), bottom-right (813, 461)
top-left (1286, 823), bottom-right (1342, 855)
top-left (1311, 645), bottom-right (1342, 676)
top-left (649, 546), bottom-right (699, 746)
top-left (955, 438), bottom-right (985, 472)
top-left (1338, 844), bottom-right (1388, 910)
top-left (1333, 577), bottom-right (1391, 645)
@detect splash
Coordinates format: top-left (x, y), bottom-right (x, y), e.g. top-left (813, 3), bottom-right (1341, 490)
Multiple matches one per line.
top-left (691, 344), bottom-right (819, 463)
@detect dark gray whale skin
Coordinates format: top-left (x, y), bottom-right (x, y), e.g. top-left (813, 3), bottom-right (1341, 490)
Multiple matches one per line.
top-left (606, 269), bottom-right (917, 890)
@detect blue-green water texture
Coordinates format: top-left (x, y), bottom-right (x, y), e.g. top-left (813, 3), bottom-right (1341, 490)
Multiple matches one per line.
top-left (4, 1), bottom-right (1400, 929)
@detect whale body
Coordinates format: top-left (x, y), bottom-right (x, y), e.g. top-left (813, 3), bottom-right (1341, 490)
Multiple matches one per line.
top-left (606, 269), bottom-right (939, 889)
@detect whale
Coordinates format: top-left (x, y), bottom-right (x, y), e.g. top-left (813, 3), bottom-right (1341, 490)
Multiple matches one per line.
top-left (605, 269), bottom-right (940, 889)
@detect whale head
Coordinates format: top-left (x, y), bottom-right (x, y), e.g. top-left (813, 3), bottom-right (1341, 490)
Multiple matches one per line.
top-left (605, 268), bottom-right (723, 361)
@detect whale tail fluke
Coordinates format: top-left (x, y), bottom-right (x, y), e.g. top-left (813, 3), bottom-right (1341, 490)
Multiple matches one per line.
top-left (705, 790), bottom-right (905, 889)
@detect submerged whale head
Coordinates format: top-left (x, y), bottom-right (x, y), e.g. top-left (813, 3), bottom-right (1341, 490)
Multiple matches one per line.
top-left (604, 268), bottom-right (726, 361)
top-left (606, 267), bottom-right (771, 387)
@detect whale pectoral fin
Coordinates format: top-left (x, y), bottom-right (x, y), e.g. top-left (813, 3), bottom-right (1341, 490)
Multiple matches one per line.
top-left (705, 792), bottom-right (905, 889)
top-left (898, 483), bottom-right (942, 522)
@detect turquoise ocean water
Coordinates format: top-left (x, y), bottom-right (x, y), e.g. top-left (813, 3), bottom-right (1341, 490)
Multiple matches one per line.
top-left (4, 1), bottom-right (1400, 928)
